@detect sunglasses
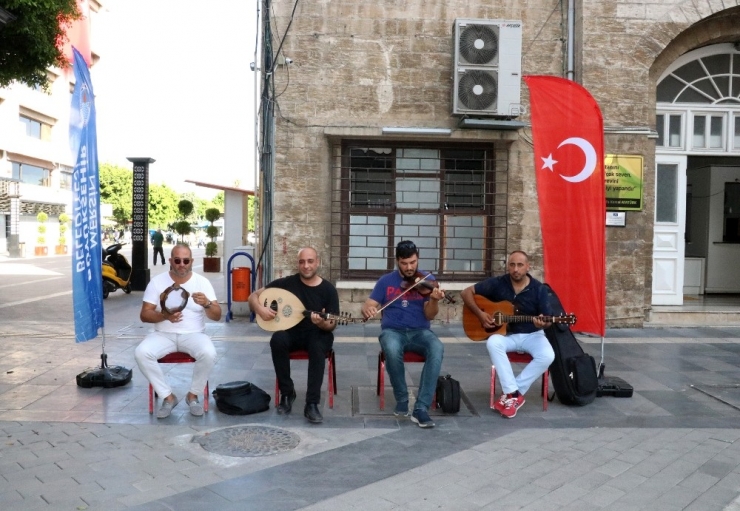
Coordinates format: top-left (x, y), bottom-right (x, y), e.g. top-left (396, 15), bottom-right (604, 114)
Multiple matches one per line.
top-left (173, 258), bottom-right (191, 265)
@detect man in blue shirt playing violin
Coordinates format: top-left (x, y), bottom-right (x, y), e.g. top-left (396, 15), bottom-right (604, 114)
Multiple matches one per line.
top-left (460, 250), bottom-right (554, 419)
top-left (361, 240), bottom-right (446, 428)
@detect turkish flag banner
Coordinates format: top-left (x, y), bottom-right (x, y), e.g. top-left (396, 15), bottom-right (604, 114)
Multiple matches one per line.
top-left (524, 75), bottom-right (606, 337)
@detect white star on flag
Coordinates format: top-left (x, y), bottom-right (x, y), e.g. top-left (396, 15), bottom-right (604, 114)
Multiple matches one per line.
top-left (541, 153), bottom-right (558, 171)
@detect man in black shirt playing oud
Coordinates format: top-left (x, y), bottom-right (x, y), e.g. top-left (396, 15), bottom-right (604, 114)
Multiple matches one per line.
top-left (249, 247), bottom-right (339, 424)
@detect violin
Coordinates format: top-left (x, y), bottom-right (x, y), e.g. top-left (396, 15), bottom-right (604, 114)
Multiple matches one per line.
top-left (400, 271), bottom-right (456, 304)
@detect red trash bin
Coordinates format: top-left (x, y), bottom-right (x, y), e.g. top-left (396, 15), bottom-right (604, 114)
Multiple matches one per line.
top-left (232, 267), bottom-right (251, 302)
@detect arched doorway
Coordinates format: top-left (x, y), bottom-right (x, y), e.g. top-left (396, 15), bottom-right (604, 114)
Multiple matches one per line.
top-left (654, 43), bottom-right (740, 305)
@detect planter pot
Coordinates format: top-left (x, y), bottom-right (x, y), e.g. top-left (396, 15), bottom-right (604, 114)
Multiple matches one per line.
top-left (35, 246), bottom-right (48, 256)
top-left (203, 257), bottom-right (221, 273)
top-left (55, 245), bottom-right (68, 255)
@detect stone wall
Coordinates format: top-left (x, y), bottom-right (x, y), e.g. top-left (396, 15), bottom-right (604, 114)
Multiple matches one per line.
top-left (264, 0), bottom-right (740, 327)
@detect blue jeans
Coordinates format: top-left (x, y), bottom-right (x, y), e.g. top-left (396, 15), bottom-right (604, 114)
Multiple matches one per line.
top-left (379, 328), bottom-right (444, 411)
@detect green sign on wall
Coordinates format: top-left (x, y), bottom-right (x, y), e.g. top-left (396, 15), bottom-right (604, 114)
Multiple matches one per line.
top-left (605, 154), bottom-right (643, 211)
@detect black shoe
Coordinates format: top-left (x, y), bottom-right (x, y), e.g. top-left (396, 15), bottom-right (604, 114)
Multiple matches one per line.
top-left (304, 403), bottom-right (323, 423)
top-left (277, 389), bottom-right (296, 415)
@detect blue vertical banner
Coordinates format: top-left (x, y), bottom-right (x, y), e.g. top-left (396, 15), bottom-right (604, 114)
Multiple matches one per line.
top-left (70, 47), bottom-right (104, 342)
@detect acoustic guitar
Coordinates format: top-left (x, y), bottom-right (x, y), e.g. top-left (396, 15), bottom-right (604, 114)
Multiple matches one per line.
top-left (463, 295), bottom-right (576, 341)
top-left (255, 287), bottom-right (358, 332)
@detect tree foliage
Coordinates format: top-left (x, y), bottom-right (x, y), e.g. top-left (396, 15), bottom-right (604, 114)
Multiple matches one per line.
top-left (247, 196), bottom-right (256, 232)
top-left (211, 192), bottom-right (224, 210)
top-left (0, 0), bottom-right (81, 89)
top-left (148, 184), bottom-right (180, 228)
top-left (99, 163), bottom-right (133, 225)
top-left (98, 163), bottom-right (228, 235)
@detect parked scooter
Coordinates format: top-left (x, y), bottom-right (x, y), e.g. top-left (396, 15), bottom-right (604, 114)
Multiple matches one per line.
top-left (102, 243), bottom-right (132, 299)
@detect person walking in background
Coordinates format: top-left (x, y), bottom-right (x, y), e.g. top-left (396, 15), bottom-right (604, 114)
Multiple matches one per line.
top-left (152, 229), bottom-right (165, 265)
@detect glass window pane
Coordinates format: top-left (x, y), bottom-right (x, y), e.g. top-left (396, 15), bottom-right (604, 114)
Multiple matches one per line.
top-left (656, 76), bottom-right (684, 103)
top-left (397, 148), bottom-right (439, 174)
top-left (656, 164), bottom-right (678, 223)
top-left (656, 114), bottom-right (665, 146)
top-left (677, 88), bottom-right (710, 103)
top-left (396, 177), bottom-right (440, 209)
top-left (734, 115), bottom-right (740, 150)
top-left (702, 54), bottom-right (731, 76)
top-left (692, 78), bottom-right (718, 100)
top-left (669, 115), bottom-right (682, 147)
top-left (350, 148), bottom-right (393, 207)
top-left (724, 183), bottom-right (740, 242)
top-left (444, 216), bottom-right (484, 271)
top-left (348, 215), bottom-right (388, 270)
top-left (709, 116), bottom-right (723, 148)
top-left (673, 61), bottom-right (706, 83)
top-left (443, 149), bottom-right (486, 208)
top-left (693, 116), bottom-right (706, 148)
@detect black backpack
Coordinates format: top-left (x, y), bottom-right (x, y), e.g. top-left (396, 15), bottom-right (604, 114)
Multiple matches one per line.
top-left (212, 381), bottom-right (271, 415)
top-left (543, 285), bottom-right (598, 406)
top-left (435, 374), bottom-right (461, 413)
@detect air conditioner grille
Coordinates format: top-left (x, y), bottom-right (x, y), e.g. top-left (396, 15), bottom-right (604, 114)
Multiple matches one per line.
top-left (457, 70), bottom-right (497, 110)
top-left (458, 24), bottom-right (499, 65)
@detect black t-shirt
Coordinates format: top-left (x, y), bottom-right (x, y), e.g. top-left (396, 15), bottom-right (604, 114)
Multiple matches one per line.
top-left (266, 274), bottom-right (340, 335)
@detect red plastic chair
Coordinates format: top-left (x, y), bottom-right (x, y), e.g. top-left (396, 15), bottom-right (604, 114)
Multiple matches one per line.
top-left (148, 352), bottom-right (209, 414)
top-left (490, 352), bottom-right (549, 411)
top-left (376, 350), bottom-right (436, 411)
top-left (274, 349), bottom-right (336, 409)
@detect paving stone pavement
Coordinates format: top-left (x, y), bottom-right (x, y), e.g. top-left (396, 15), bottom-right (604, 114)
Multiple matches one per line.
top-left (1, 269), bottom-right (740, 510)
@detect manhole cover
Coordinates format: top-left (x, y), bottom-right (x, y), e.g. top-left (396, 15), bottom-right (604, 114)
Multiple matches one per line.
top-left (193, 425), bottom-right (300, 457)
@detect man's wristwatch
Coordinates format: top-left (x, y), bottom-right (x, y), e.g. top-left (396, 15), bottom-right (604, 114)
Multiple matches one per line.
top-left (203, 300), bottom-right (212, 309)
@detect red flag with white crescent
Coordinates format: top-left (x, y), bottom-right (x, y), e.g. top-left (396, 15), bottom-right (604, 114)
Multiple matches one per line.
top-left (524, 75), bottom-right (605, 337)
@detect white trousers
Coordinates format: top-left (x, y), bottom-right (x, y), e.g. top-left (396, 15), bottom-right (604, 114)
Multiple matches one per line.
top-left (134, 331), bottom-right (217, 399)
top-left (486, 331), bottom-right (555, 395)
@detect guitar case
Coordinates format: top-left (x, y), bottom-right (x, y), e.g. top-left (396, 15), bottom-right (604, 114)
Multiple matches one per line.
top-left (543, 285), bottom-right (598, 406)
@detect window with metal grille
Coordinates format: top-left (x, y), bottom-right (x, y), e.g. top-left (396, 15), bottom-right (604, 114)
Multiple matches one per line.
top-left (330, 141), bottom-right (507, 281)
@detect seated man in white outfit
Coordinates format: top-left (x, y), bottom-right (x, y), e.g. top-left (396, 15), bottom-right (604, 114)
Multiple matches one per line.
top-left (135, 244), bottom-right (221, 418)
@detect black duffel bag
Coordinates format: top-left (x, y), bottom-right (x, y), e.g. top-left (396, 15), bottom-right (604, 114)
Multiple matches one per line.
top-left (212, 381), bottom-right (271, 415)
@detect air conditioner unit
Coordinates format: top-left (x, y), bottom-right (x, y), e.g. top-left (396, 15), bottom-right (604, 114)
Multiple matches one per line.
top-left (452, 19), bottom-right (522, 118)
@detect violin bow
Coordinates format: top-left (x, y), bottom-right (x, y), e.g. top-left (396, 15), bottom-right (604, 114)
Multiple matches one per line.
top-left (373, 273), bottom-right (433, 316)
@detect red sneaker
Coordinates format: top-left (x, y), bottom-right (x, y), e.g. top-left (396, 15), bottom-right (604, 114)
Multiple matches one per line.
top-left (493, 393), bottom-right (507, 413)
top-left (500, 394), bottom-right (525, 418)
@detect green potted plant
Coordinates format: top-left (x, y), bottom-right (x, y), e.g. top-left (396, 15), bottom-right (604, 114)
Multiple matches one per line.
top-left (175, 199), bottom-right (193, 244)
top-left (203, 207), bottom-right (221, 272)
top-left (56, 213), bottom-right (70, 254)
top-left (35, 211), bottom-right (48, 256)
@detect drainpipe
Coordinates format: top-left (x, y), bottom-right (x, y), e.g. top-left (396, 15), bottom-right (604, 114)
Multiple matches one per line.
top-left (567, 0), bottom-right (575, 81)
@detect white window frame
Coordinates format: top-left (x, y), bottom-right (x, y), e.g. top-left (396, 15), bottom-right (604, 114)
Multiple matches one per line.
top-left (690, 111), bottom-right (727, 151)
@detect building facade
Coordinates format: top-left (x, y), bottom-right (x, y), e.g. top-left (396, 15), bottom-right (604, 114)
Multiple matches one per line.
top-left (256, 0), bottom-right (740, 327)
top-left (0, 1), bottom-right (102, 257)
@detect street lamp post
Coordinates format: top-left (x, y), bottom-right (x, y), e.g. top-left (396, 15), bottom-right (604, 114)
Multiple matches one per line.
top-left (7, 180), bottom-right (22, 258)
